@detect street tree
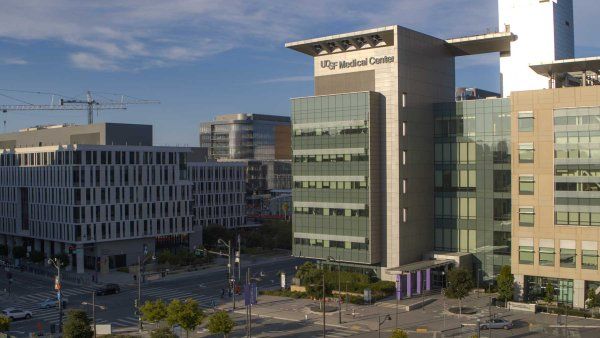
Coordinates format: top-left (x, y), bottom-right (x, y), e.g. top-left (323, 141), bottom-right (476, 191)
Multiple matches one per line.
top-left (150, 327), bottom-right (177, 338)
top-left (390, 329), bottom-right (408, 338)
top-left (587, 289), bottom-right (599, 313)
top-left (544, 283), bottom-right (555, 312)
top-left (496, 265), bottom-right (514, 303)
top-left (0, 315), bottom-right (10, 332)
top-left (63, 309), bottom-right (93, 338)
top-left (207, 311), bottom-right (235, 338)
top-left (140, 299), bottom-right (168, 328)
top-left (445, 268), bottom-right (474, 316)
top-left (166, 299), bottom-right (204, 338)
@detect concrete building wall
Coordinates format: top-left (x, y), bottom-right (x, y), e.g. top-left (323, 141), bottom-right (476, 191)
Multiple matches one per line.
top-left (511, 86), bottom-right (600, 308)
top-left (0, 123), bottom-right (152, 149)
top-left (498, 0), bottom-right (574, 96)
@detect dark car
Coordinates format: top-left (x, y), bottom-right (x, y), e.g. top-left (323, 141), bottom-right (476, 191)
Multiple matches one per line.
top-left (95, 283), bottom-right (120, 296)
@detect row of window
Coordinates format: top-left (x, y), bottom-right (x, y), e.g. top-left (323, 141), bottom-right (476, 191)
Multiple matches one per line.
top-left (294, 207), bottom-right (369, 217)
top-left (554, 115), bottom-right (600, 127)
top-left (555, 182), bottom-right (600, 192)
top-left (293, 238), bottom-right (368, 250)
top-left (434, 197), bottom-right (477, 219)
top-left (434, 170), bottom-right (476, 191)
top-left (519, 246), bottom-right (598, 269)
top-left (0, 150), bottom-right (183, 167)
top-left (555, 167), bottom-right (600, 177)
top-left (293, 154), bottom-right (368, 163)
top-left (293, 125), bottom-right (368, 137)
top-left (293, 181), bottom-right (368, 190)
top-left (555, 149), bottom-right (600, 160)
top-left (555, 131), bottom-right (600, 144)
top-left (555, 212), bottom-right (600, 226)
top-left (434, 142), bottom-right (477, 164)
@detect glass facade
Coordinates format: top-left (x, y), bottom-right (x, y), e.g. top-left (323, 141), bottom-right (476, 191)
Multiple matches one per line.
top-left (291, 92), bottom-right (379, 265)
top-left (554, 106), bottom-right (600, 226)
top-left (433, 98), bottom-right (512, 282)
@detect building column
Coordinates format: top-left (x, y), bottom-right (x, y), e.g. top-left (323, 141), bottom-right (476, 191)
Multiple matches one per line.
top-left (514, 274), bottom-right (525, 302)
top-left (6, 236), bottom-right (14, 258)
top-left (407, 272), bottom-right (412, 298)
top-left (76, 244), bottom-right (84, 274)
top-left (53, 242), bottom-right (62, 256)
top-left (44, 240), bottom-right (51, 258)
top-left (573, 279), bottom-right (586, 309)
top-left (396, 274), bottom-right (403, 300)
top-left (64, 245), bottom-right (73, 272)
top-left (416, 270), bottom-right (422, 295)
top-left (34, 239), bottom-right (41, 252)
top-left (426, 268), bottom-right (431, 291)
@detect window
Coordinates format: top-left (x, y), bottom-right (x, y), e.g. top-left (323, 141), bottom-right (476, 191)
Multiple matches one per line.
top-left (518, 111), bottom-right (534, 132)
top-left (519, 246), bottom-right (534, 265)
top-left (402, 151), bottom-right (406, 165)
top-left (519, 143), bottom-right (534, 163)
top-left (582, 250), bottom-right (598, 270)
top-left (493, 199), bottom-right (510, 221)
top-left (560, 248), bottom-right (576, 268)
top-left (402, 179), bottom-right (407, 194)
top-left (493, 170), bottom-right (511, 192)
top-left (402, 92), bottom-right (407, 108)
top-left (539, 247), bottom-right (555, 266)
top-left (519, 175), bottom-right (534, 195)
top-left (402, 121), bottom-right (406, 136)
top-left (402, 208), bottom-right (407, 223)
top-left (519, 207), bottom-right (535, 227)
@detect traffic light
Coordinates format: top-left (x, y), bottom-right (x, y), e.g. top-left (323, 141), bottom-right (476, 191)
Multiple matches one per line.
top-left (134, 299), bottom-right (138, 308)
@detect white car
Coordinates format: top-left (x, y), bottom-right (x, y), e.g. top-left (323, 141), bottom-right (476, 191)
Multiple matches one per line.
top-left (2, 308), bottom-right (32, 320)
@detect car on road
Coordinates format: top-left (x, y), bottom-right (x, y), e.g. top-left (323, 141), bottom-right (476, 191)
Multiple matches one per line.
top-left (95, 283), bottom-right (120, 296)
top-left (479, 318), bottom-right (513, 330)
top-left (39, 298), bottom-right (68, 309)
top-left (2, 308), bottom-right (32, 320)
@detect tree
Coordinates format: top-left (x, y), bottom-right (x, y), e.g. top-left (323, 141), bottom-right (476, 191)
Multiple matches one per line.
top-left (445, 268), bottom-right (474, 316)
top-left (544, 283), bottom-right (555, 313)
top-left (587, 289), bottom-right (599, 314)
top-left (12, 246), bottom-right (26, 259)
top-left (0, 315), bottom-right (10, 332)
top-left (140, 299), bottom-right (167, 328)
top-left (166, 299), bottom-right (204, 337)
top-left (207, 311), bottom-right (235, 337)
top-left (496, 265), bottom-right (514, 303)
top-left (390, 329), bottom-right (408, 338)
top-left (63, 310), bottom-right (93, 338)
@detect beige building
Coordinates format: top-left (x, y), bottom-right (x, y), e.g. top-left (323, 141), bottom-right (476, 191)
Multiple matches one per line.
top-left (511, 82), bottom-right (600, 308)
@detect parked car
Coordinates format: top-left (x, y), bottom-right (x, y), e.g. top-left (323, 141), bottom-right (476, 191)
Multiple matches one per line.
top-left (95, 283), bottom-right (120, 296)
top-left (480, 318), bottom-right (513, 330)
top-left (39, 298), bottom-right (68, 309)
top-left (2, 308), bottom-right (32, 320)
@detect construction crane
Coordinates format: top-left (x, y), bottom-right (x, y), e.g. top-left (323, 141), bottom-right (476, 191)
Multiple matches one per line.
top-left (0, 90), bottom-right (160, 125)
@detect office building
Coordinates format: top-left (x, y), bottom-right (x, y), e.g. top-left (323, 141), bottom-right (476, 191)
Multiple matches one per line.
top-left (0, 123), bottom-right (247, 274)
top-left (200, 113), bottom-right (291, 161)
top-left (200, 113), bottom-right (292, 216)
top-left (286, 0), bottom-right (600, 306)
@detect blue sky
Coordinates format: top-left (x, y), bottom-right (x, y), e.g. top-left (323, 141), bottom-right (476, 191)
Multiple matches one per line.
top-left (1, 0), bottom-right (599, 146)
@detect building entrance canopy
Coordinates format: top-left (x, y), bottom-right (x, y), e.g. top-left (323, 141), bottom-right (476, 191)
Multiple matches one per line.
top-left (385, 259), bottom-right (453, 275)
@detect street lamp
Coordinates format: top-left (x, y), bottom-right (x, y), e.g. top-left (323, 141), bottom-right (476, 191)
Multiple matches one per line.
top-left (48, 258), bottom-right (63, 333)
top-left (378, 314), bottom-right (391, 338)
top-left (137, 253), bottom-right (155, 332)
top-left (218, 238), bottom-right (236, 310)
top-left (327, 256), bottom-right (342, 324)
top-left (82, 292), bottom-right (106, 338)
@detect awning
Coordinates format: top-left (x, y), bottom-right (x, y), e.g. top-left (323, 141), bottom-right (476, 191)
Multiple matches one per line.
top-left (386, 259), bottom-right (454, 275)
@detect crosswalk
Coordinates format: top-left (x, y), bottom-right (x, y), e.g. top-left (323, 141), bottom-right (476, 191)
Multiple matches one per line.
top-left (141, 286), bottom-right (220, 309)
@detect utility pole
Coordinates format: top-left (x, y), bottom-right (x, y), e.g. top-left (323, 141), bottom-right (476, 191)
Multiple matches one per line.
top-left (93, 292), bottom-right (96, 338)
top-left (138, 255), bottom-right (142, 332)
top-left (246, 267), bottom-right (251, 338)
top-left (48, 258), bottom-right (63, 333)
top-left (322, 272), bottom-right (326, 338)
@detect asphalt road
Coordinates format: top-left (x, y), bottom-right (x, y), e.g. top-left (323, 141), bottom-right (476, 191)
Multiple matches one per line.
top-left (0, 255), bottom-right (306, 337)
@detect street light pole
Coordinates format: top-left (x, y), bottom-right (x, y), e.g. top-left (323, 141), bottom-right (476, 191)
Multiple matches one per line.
top-left (327, 256), bottom-right (342, 324)
top-left (138, 255), bottom-right (142, 332)
top-left (322, 272), bottom-right (326, 338)
top-left (378, 314), bottom-right (391, 338)
top-left (93, 292), bottom-right (96, 338)
top-left (48, 258), bottom-right (63, 333)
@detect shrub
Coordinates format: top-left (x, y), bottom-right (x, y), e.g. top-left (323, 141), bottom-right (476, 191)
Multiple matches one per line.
top-left (150, 327), bottom-right (176, 338)
top-left (63, 310), bottom-right (93, 338)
